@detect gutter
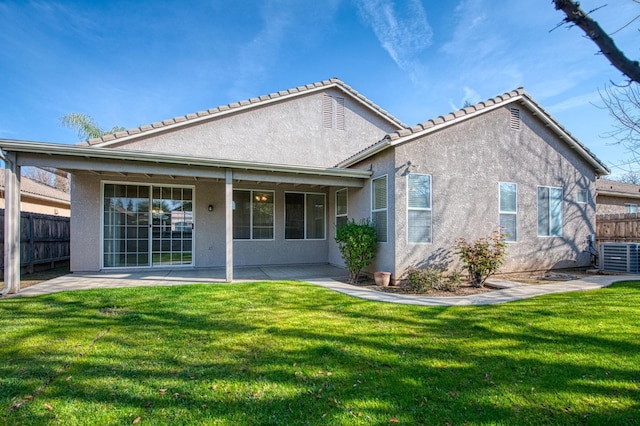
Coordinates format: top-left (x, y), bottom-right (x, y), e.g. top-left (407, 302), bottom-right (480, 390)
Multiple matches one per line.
top-left (0, 139), bottom-right (372, 180)
top-left (597, 190), bottom-right (640, 200)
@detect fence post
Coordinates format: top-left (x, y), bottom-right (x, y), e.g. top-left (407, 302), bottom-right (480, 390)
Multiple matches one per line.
top-left (27, 213), bottom-right (35, 274)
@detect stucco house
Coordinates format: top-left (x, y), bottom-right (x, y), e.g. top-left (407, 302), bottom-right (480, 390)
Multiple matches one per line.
top-left (1, 78), bottom-right (609, 293)
top-left (595, 178), bottom-right (640, 215)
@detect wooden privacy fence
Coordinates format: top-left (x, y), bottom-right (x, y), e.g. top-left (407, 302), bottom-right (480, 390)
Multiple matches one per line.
top-left (596, 213), bottom-right (640, 246)
top-left (0, 210), bottom-right (70, 274)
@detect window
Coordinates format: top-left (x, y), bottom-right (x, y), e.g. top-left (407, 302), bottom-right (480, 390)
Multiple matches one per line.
top-left (233, 190), bottom-right (274, 240)
top-left (538, 186), bottom-right (563, 237)
top-left (372, 176), bottom-right (388, 243)
top-left (335, 188), bottom-right (348, 233)
top-left (407, 174), bottom-right (432, 243)
top-left (285, 192), bottom-right (326, 240)
top-left (577, 189), bottom-right (588, 204)
top-left (499, 183), bottom-right (517, 241)
top-left (626, 203), bottom-right (638, 214)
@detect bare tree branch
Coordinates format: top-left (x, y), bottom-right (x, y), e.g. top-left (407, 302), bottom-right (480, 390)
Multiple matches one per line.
top-left (553, 0), bottom-right (640, 83)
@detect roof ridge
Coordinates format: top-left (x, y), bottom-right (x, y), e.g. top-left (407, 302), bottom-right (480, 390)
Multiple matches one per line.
top-left (85, 77), bottom-right (407, 146)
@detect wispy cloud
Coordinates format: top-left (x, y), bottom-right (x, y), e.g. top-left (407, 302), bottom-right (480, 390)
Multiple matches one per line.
top-left (441, 0), bottom-right (489, 56)
top-left (227, 0), bottom-right (340, 100)
top-left (354, 0), bottom-right (433, 71)
top-left (547, 91), bottom-right (602, 113)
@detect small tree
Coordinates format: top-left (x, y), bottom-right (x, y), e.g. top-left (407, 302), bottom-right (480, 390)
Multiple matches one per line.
top-left (335, 219), bottom-right (378, 283)
top-left (454, 230), bottom-right (507, 288)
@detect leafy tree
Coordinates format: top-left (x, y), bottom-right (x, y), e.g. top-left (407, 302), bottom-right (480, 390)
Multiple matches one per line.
top-left (335, 219), bottom-right (378, 283)
top-left (60, 112), bottom-right (126, 141)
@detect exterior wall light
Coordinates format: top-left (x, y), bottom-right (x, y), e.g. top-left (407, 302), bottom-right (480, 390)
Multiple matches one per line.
top-left (208, 204), bottom-right (214, 212)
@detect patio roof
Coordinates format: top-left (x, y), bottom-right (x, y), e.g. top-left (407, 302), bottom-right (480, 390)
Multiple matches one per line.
top-left (0, 139), bottom-right (371, 187)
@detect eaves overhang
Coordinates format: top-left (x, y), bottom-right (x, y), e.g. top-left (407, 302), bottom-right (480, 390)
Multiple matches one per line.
top-left (596, 190), bottom-right (640, 200)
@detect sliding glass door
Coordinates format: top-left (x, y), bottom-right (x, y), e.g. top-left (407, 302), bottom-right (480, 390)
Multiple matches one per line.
top-left (103, 183), bottom-right (193, 268)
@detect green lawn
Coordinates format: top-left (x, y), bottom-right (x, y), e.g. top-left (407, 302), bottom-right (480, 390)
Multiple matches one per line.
top-left (1, 281), bottom-right (639, 425)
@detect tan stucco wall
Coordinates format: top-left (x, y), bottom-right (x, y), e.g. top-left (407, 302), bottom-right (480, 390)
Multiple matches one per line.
top-left (70, 173), bottom-right (332, 272)
top-left (0, 197), bottom-right (70, 217)
top-left (596, 195), bottom-right (639, 215)
top-left (357, 105), bottom-right (596, 279)
top-left (107, 89), bottom-right (398, 168)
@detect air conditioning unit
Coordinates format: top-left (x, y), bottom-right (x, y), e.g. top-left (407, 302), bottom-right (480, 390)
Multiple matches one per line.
top-left (599, 242), bottom-right (640, 273)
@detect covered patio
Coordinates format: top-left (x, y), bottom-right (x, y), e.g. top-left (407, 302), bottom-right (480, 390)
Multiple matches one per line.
top-left (10, 264), bottom-right (349, 297)
top-left (1, 139), bottom-right (369, 295)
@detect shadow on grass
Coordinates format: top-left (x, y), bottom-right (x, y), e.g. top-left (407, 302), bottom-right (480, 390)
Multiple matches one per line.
top-left (1, 281), bottom-right (639, 425)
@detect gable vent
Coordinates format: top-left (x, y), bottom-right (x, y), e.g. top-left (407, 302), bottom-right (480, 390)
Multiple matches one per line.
top-left (322, 94), bottom-right (333, 128)
top-left (335, 96), bottom-right (345, 130)
top-left (322, 94), bottom-right (345, 130)
top-left (510, 107), bottom-right (521, 130)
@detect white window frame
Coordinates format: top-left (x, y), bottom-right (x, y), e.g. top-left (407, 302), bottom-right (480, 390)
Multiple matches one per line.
top-left (537, 186), bottom-right (563, 237)
top-left (577, 189), bottom-right (588, 204)
top-left (101, 181), bottom-right (196, 269)
top-left (232, 189), bottom-right (275, 241)
top-left (335, 188), bottom-right (348, 236)
top-left (284, 191), bottom-right (326, 240)
top-left (626, 203), bottom-right (638, 214)
top-left (371, 175), bottom-right (388, 243)
top-left (406, 173), bottom-right (432, 244)
top-left (499, 182), bottom-right (517, 242)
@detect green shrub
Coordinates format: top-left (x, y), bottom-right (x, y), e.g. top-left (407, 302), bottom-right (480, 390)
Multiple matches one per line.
top-left (406, 267), bottom-right (462, 292)
top-left (445, 271), bottom-right (462, 291)
top-left (335, 219), bottom-right (378, 283)
top-left (407, 267), bottom-right (442, 292)
top-left (454, 230), bottom-right (507, 287)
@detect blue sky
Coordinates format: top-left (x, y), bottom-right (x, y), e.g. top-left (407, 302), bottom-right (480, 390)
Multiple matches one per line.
top-left (0, 0), bottom-right (637, 177)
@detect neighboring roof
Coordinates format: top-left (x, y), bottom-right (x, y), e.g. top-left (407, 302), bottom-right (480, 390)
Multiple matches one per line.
top-left (596, 178), bottom-right (640, 199)
top-left (337, 88), bottom-right (610, 176)
top-left (84, 77), bottom-right (407, 148)
top-left (0, 173), bottom-right (70, 204)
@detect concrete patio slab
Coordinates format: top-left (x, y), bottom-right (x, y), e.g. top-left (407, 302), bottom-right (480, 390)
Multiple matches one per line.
top-left (8, 264), bottom-right (349, 298)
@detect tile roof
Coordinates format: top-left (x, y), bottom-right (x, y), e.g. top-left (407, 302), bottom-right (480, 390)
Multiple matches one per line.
top-left (0, 174), bottom-right (70, 203)
top-left (338, 88), bottom-right (609, 175)
top-left (84, 77), bottom-right (407, 147)
top-left (596, 178), bottom-right (640, 196)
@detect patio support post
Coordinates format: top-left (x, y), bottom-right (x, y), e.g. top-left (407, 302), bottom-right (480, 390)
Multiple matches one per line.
top-left (2, 151), bottom-right (21, 295)
top-left (225, 169), bottom-right (233, 282)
